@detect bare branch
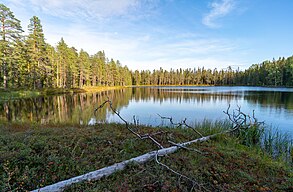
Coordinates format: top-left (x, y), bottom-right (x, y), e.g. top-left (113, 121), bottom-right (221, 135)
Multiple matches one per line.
top-left (223, 104), bottom-right (265, 134)
top-left (148, 136), bottom-right (164, 149)
top-left (155, 152), bottom-right (201, 190)
top-left (157, 114), bottom-right (203, 137)
top-left (157, 114), bottom-right (179, 126)
top-left (95, 99), bottom-right (164, 149)
top-left (181, 118), bottom-right (203, 137)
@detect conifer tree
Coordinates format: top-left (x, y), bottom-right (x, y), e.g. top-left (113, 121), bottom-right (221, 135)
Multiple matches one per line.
top-left (56, 38), bottom-right (68, 87)
top-left (11, 39), bottom-right (28, 87)
top-left (27, 16), bottom-right (46, 88)
top-left (97, 51), bottom-right (106, 85)
top-left (68, 47), bottom-right (79, 87)
top-left (0, 3), bottom-right (23, 88)
top-left (78, 49), bottom-right (91, 87)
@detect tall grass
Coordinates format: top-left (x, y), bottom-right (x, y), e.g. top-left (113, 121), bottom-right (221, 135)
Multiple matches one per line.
top-left (170, 118), bottom-right (293, 165)
top-left (262, 127), bottom-right (293, 163)
top-left (231, 121), bottom-right (292, 165)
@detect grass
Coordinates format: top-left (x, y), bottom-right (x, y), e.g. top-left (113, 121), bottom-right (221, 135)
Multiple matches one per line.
top-left (81, 86), bottom-right (125, 93)
top-left (0, 121), bottom-right (292, 191)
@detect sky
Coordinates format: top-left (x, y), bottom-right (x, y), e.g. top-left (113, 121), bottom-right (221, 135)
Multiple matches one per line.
top-left (2, 0), bottom-right (293, 71)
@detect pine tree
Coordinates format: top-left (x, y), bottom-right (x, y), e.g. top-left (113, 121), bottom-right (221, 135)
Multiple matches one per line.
top-left (44, 44), bottom-right (56, 87)
top-left (27, 16), bottom-right (46, 89)
top-left (11, 38), bottom-right (28, 87)
top-left (56, 38), bottom-right (70, 88)
top-left (68, 47), bottom-right (79, 87)
top-left (0, 3), bottom-right (23, 88)
top-left (78, 49), bottom-right (91, 87)
top-left (96, 51), bottom-right (106, 85)
top-left (91, 53), bottom-right (99, 86)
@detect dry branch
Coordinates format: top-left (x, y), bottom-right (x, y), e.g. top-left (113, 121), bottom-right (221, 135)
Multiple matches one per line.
top-left (155, 152), bottom-right (199, 187)
top-left (168, 140), bottom-right (204, 154)
top-left (223, 104), bottom-right (264, 132)
top-left (157, 114), bottom-right (203, 137)
top-left (94, 98), bottom-right (164, 149)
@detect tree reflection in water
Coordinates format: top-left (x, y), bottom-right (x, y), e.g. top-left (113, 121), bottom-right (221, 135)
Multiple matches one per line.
top-left (0, 89), bottom-right (132, 124)
top-left (1, 87), bottom-right (293, 135)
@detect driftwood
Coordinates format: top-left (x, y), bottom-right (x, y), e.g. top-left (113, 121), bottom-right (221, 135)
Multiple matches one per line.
top-left (32, 102), bottom-right (259, 191)
top-left (31, 133), bottom-right (216, 192)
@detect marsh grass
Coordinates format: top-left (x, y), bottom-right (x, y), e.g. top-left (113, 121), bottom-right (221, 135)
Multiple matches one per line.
top-left (213, 115), bottom-right (293, 165)
top-left (262, 127), bottom-right (293, 163)
top-left (234, 122), bottom-right (293, 164)
top-left (237, 124), bottom-right (265, 147)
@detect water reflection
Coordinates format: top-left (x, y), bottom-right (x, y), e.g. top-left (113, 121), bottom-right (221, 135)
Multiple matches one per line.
top-left (244, 91), bottom-right (293, 110)
top-left (0, 87), bottom-right (293, 135)
top-left (0, 89), bottom-right (132, 124)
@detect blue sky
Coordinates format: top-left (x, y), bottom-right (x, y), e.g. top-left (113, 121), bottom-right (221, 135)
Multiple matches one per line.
top-left (2, 0), bottom-right (293, 70)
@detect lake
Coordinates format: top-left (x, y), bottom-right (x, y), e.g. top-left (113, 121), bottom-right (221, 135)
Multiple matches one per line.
top-left (1, 86), bottom-right (293, 136)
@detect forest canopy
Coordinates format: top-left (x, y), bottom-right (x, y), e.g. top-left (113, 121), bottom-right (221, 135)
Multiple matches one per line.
top-left (1, 3), bottom-right (293, 89)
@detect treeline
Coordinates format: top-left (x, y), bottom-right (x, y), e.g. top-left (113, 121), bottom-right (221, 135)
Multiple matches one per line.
top-left (0, 4), bottom-right (132, 89)
top-left (1, 3), bottom-right (293, 89)
top-left (243, 57), bottom-right (293, 86)
top-left (133, 55), bottom-right (293, 86)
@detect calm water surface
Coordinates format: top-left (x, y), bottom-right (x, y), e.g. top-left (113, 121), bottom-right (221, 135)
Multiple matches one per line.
top-left (1, 86), bottom-right (293, 136)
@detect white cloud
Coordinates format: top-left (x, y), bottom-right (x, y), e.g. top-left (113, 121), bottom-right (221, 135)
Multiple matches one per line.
top-left (27, 0), bottom-right (156, 21)
top-left (47, 23), bottom-right (240, 69)
top-left (202, 0), bottom-right (235, 28)
top-left (43, 21), bottom-right (245, 71)
top-left (114, 37), bottom-right (241, 70)
top-left (3, 0), bottom-right (249, 71)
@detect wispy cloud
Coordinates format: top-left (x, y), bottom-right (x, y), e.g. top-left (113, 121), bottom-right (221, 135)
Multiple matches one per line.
top-left (202, 0), bottom-right (235, 28)
top-left (43, 21), bottom-right (244, 71)
top-left (112, 34), bottom-right (242, 70)
top-left (27, 0), bottom-right (157, 21)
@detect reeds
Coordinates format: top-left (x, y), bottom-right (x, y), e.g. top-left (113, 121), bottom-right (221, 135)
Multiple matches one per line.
top-left (262, 127), bottom-right (293, 164)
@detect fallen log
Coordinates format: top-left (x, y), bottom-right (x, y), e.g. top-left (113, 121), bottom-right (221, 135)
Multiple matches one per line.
top-left (31, 133), bottom-right (217, 192)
